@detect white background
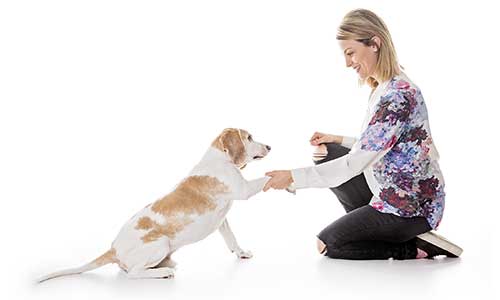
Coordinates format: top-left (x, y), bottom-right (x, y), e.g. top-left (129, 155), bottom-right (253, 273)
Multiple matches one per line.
top-left (1, 0), bottom-right (498, 299)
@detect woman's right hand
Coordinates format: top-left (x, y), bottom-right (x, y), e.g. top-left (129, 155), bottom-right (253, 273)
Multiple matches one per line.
top-left (309, 132), bottom-right (342, 146)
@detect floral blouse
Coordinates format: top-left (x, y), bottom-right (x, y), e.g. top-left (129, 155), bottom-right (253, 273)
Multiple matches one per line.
top-left (291, 72), bottom-right (445, 229)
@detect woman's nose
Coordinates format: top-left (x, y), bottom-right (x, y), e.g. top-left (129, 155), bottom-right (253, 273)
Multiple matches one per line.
top-left (345, 57), bottom-right (352, 68)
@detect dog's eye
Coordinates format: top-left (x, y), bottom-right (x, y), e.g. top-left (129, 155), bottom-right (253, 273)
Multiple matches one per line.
top-left (248, 135), bottom-right (253, 142)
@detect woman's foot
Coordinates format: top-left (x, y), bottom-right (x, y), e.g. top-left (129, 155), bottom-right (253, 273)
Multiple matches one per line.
top-left (415, 231), bottom-right (463, 258)
top-left (317, 238), bottom-right (327, 254)
top-left (416, 248), bottom-right (429, 259)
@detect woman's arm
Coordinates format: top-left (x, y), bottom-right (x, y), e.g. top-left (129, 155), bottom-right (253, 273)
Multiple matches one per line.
top-left (309, 132), bottom-right (357, 149)
top-left (290, 90), bottom-right (410, 190)
top-left (340, 136), bottom-right (357, 149)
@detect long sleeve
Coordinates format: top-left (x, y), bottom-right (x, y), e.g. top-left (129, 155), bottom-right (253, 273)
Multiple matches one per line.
top-left (291, 89), bottom-right (410, 189)
top-left (340, 136), bottom-right (357, 149)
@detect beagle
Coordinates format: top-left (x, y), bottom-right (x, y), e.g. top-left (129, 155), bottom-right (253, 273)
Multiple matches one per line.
top-left (38, 128), bottom-right (271, 281)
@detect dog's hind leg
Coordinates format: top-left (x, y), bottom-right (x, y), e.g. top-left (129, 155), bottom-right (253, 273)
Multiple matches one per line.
top-left (122, 237), bottom-right (175, 279)
top-left (155, 255), bottom-right (177, 269)
top-left (127, 266), bottom-right (175, 279)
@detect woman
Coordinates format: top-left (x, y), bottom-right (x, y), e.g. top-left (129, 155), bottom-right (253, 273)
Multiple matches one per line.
top-left (263, 9), bottom-right (462, 260)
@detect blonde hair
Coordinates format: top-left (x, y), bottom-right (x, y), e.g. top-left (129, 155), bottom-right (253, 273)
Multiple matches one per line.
top-left (336, 9), bottom-right (400, 89)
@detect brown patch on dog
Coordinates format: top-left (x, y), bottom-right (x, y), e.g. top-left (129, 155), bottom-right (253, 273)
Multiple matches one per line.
top-left (139, 216), bottom-right (193, 243)
top-left (211, 133), bottom-right (225, 152)
top-left (135, 216), bottom-right (154, 230)
top-left (212, 128), bottom-right (247, 166)
top-left (151, 175), bottom-right (229, 216)
top-left (137, 175), bottom-right (229, 243)
top-left (93, 248), bottom-right (118, 266)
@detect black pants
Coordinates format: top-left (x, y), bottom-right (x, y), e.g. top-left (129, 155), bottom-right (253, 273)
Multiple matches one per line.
top-left (315, 143), bottom-right (432, 260)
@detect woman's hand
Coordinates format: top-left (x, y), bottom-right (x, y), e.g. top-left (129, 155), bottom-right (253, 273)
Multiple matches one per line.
top-left (263, 170), bottom-right (294, 192)
top-left (310, 132), bottom-right (342, 146)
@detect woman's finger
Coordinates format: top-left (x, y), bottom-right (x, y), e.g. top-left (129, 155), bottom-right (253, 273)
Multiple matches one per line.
top-left (309, 132), bottom-right (322, 142)
top-left (317, 136), bottom-right (328, 144)
top-left (263, 180), bottom-right (273, 192)
top-left (265, 171), bottom-right (276, 177)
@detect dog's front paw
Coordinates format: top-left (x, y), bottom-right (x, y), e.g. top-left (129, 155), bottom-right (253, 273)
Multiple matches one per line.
top-left (235, 249), bottom-right (253, 259)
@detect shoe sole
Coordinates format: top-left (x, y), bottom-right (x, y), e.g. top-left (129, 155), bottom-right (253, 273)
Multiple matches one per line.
top-left (312, 154), bottom-right (327, 162)
top-left (417, 231), bottom-right (463, 257)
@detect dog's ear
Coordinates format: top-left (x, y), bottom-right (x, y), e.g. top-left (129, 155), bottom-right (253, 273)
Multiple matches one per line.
top-left (219, 128), bottom-right (246, 166)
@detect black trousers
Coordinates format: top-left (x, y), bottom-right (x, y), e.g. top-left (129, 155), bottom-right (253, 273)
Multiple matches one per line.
top-left (315, 143), bottom-right (432, 260)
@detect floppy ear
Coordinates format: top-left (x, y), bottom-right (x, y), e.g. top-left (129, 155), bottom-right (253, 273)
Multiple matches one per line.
top-left (219, 129), bottom-right (246, 166)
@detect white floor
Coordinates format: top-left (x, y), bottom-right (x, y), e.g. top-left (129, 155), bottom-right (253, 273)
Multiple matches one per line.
top-left (1, 1), bottom-right (498, 299)
top-left (7, 188), bottom-right (496, 300)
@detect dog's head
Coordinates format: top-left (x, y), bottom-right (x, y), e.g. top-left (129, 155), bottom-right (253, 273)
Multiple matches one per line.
top-left (212, 128), bottom-right (271, 168)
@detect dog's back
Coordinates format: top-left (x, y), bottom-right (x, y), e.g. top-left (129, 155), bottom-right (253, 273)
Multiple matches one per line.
top-left (112, 175), bottom-right (232, 270)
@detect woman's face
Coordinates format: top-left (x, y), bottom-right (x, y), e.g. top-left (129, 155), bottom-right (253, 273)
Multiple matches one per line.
top-left (339, 39), bottom-right (379, 80)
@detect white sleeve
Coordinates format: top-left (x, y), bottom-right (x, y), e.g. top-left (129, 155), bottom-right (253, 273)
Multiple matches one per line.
top-left (340, 136), bottom-right (357, 149)
top-left (291, 143), bottom-right (391, 189)
top-left (291, 90), bottom-right (409, 189)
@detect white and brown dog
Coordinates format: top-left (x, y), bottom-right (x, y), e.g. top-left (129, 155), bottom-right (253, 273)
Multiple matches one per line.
top-left (38, 128), bottom-right (271, 282)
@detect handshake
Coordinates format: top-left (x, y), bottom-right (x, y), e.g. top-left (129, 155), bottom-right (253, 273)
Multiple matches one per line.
top-left (262, 132), bottom-right (342, 193)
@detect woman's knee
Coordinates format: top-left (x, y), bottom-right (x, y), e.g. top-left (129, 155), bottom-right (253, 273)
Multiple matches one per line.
top-left (312, 144), bottom-right (328, 162)
top-left (313, 143), bottom-right (350, 164)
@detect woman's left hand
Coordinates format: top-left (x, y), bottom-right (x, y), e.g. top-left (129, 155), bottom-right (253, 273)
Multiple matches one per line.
top-left (263, 170), bottom-right (294, 192)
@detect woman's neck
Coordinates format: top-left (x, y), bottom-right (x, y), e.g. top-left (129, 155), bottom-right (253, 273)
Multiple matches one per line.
top-left (371, 68), bottom-right (402, 84)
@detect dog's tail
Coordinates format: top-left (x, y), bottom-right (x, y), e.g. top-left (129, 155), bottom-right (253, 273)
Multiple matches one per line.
top-left (37, 248), bottom-right (117, 283)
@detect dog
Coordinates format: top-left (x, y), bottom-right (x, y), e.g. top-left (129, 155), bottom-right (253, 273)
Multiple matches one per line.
top-left (38, 128), bottom-right (271, 282)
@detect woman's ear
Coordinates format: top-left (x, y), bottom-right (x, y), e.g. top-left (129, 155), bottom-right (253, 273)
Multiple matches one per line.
top-left (371, 36), bottom-right (381, 52)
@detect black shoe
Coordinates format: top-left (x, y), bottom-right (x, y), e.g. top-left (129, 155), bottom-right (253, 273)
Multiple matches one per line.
top-left (416, 231), bottom-right (463, 258)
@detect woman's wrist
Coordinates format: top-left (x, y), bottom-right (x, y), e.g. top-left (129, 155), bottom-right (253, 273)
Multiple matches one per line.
top-left (287, 170), bottom-right (294, 184)
top-left (331, 135), bottom-right (343, 144)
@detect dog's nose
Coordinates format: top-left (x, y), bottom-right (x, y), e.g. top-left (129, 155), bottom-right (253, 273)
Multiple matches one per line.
top-left (266, 145), bottom-right (271, 151)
